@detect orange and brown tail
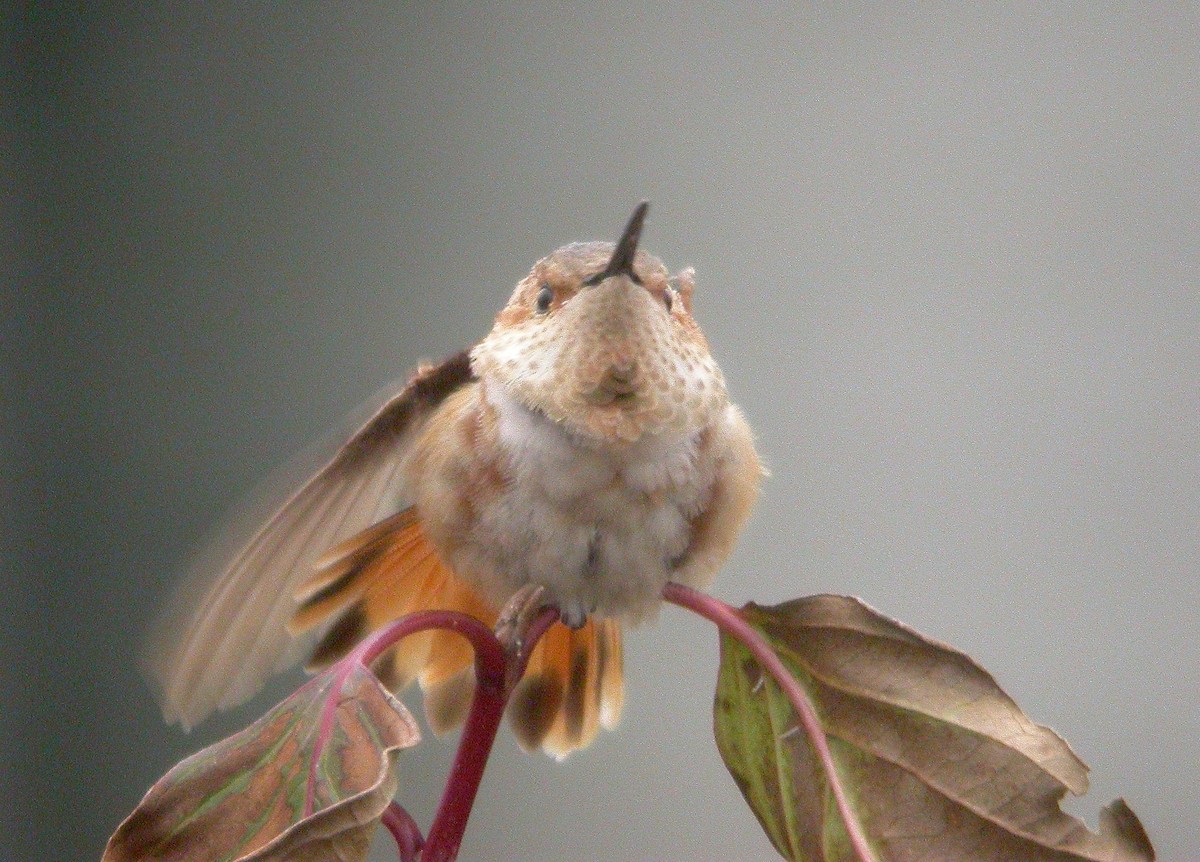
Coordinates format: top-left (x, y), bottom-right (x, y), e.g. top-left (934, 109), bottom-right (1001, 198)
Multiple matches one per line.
top-left (288, 507), bottom-right (624, 758)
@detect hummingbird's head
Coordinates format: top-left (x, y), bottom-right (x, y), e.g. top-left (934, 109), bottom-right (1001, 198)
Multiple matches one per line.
top-left (471, 203), bottom-right (728, 443)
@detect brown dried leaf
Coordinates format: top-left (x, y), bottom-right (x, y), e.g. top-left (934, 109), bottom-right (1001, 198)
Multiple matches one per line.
top-left (104, 663), bottom-right (419, 862)
top-left (714, 595), bottom-right (1155, 862)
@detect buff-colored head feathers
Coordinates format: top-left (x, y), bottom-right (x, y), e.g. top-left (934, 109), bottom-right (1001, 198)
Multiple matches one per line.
top-left (471, 207), bottom-right (726, 443)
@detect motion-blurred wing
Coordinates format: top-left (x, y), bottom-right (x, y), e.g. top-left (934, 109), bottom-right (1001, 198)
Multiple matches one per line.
top-left (145, 351), bottom-right (474, 728)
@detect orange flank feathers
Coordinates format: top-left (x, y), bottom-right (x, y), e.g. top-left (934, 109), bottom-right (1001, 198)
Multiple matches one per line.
top-left (290, 507), bottom-right (624, 758)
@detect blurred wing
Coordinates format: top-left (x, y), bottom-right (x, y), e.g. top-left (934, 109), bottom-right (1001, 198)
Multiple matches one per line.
top-left (145, 351), bottom-right (474, 728)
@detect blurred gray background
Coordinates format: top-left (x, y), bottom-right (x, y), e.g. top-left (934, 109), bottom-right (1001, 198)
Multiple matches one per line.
top-left (8, 4), bottom-right (1197, 861)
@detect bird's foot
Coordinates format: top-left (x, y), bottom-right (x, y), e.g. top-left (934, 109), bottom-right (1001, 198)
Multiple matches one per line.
top-left (495, 583), bottom-right (549, 655)
top-left (557, 600), bottom-right (588, 630)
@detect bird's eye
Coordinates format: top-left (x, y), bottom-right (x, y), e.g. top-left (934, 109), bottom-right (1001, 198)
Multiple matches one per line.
top-left (663, 289), bottom-right (674, 312)
top-left (535, 284), bottom-right (553, 314)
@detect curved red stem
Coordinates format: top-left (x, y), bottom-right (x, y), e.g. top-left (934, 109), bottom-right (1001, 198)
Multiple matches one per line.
top-left (381, 800), bottom-right (424, 862)
top-left (305, 603), bottom-right (559, 862)
top-left (421, 606), bottom-right (559, 862)
top-left (663, 583), bottom-right (878, 862)
top-left (305, 610), bottom-right (507, 820)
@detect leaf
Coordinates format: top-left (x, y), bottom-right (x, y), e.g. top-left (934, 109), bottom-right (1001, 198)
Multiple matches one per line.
top-left (713, 595), bottom-right (1155, 862)
top-left (104, 662), bottom-right (420, 862)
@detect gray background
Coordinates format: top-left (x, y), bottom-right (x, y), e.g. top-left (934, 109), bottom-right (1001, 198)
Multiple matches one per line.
top-left (9, 4), bottom-right (1196, 861)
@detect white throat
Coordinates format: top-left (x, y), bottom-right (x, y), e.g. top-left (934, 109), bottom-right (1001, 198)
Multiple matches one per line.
top-left (484, 380), bottom-right (701, 495)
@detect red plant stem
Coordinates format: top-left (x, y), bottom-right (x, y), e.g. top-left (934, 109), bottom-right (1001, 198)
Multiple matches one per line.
top-left (420, 606), bottom-right (559, 862)
top-left (381, 800), bottom-right (425, 862)
top-left (662, 583), bottom-right (878, 862)
top-left (304, 610), bottom-right (506, 819)
top-left (357, 610), bottom-right (507, 672)
top-left (418, 663), bottom-right (508, 862)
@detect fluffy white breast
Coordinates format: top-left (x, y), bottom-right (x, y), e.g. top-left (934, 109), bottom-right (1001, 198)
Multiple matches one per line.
top-left (467, 384), bottom-right (718, 621)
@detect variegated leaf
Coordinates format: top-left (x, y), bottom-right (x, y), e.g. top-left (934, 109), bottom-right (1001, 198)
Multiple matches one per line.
top-left (714, 595), bottom-right (1154, 862)
top-left (104, 663), bottom-right (419, 862)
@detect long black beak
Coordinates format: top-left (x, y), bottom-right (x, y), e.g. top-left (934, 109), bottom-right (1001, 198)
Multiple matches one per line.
top-left (585, 201), bottom-right (649, 286)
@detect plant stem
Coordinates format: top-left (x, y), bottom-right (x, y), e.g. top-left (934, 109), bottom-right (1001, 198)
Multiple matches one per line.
top-left (420, 605), bottom-right (560, 862)
top-left (305, 610), bottom-right (505, 820)
top-left (355, 610), bottom-right (506, 673)
top-left (662, 583), bottom-right (878, 862)
top-left (307, 597), bottom-right (558, 861)
top-left (381, 801), bottom-right (424, 862)
top-left (419, 661), bottom-right (508, 862)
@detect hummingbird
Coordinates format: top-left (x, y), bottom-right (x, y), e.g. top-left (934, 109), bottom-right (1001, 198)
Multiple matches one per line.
top-left (149, 203), bottom-right (764, 758)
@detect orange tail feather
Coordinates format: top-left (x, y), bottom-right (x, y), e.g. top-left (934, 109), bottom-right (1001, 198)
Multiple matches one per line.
top-left (290, 508), bottom-right (624, 757)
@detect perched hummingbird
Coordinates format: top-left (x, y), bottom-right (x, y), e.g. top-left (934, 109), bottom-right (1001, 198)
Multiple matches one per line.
top-left (150, 203), bottom-right (764, 758)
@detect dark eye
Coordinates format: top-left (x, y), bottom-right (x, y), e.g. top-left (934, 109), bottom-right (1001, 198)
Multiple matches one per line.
top-left (663, 289), bottom-right (674, 312)
top-left (535, 283), bottom-right (553, 314)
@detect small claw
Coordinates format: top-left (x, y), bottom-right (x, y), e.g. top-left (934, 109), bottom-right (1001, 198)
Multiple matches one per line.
top-left (495, 584), bottom-right (549, 654)
top-left (494, 585), bottom-right (563, 691)
top-left (559, 601), bottom-right (588, 630)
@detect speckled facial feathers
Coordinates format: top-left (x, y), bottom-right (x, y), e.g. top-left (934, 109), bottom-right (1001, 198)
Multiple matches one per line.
top-left (471, 243), bottom-right (726, 443)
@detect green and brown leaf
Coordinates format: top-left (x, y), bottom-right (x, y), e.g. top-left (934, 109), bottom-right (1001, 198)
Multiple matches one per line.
top-left (103, 663), bottom-right (419, 862)
top-left (713, 595), bottom-right (1154, 862)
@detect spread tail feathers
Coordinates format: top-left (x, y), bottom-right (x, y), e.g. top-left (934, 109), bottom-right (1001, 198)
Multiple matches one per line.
top-left (291, 508), bottom-right (624, 757)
